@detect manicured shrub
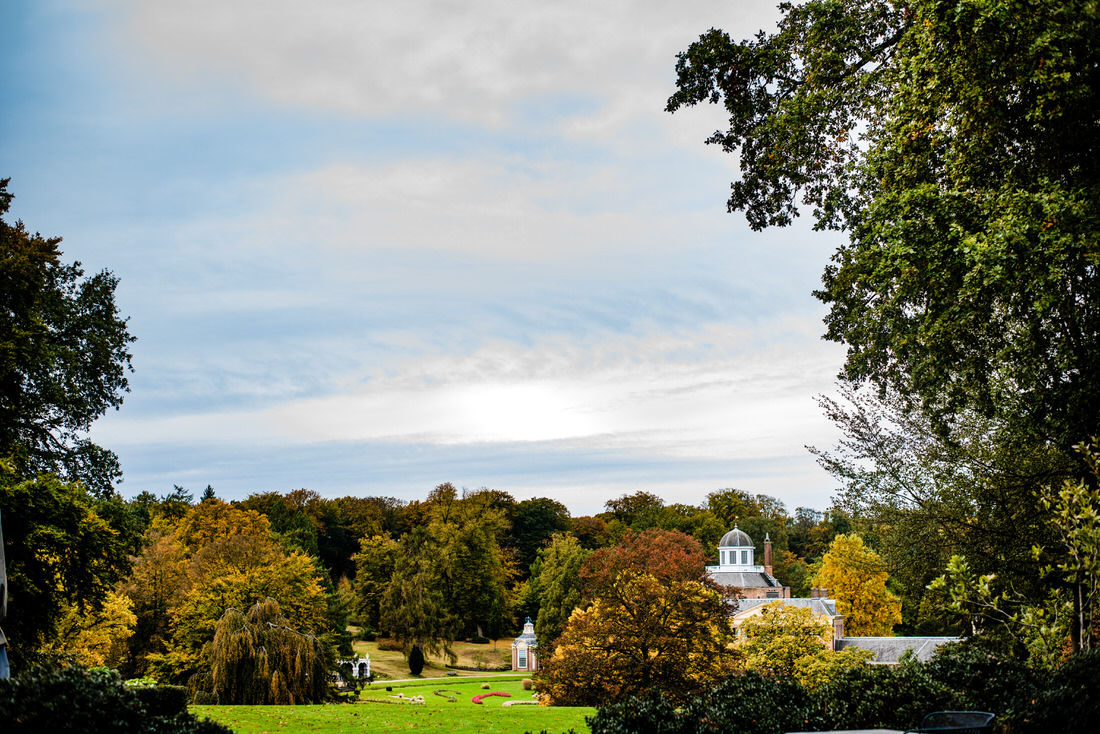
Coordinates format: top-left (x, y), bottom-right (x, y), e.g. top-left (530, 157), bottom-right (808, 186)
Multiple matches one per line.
top-left (133, 685), bottom-right (189, 718)
top-left (481, 682), bottom-right (491, 689)
top-left (590, 674), bottom-right (814, 734)
top-left (683, 672), bottom-right (817, 734)
top-left (0, 664), bottom-right (231, 734)
top-left (408, 645), bottom-right (425, 675)
top-left (588, 691), bottom-right (686, 734)
top-left (522, 678), bottom-right (534, 690)
top-left (376, 637), bottom-right (404, 651)
top-left (811, 657), bottom-right (955, 731)
top-left (922, 643), bottom-right (1036, 725)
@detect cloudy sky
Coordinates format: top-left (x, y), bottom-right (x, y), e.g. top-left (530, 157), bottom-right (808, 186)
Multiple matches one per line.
top-left (1, 0), bottom-right (850, 515)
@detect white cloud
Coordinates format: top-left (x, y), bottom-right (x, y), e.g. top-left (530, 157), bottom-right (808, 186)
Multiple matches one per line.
top-left (96, 323), bottom-right (846, 463)
top-left (278, 158), bottom-right (712, 262)
top-left (110, 0), bottom-right (781, 128)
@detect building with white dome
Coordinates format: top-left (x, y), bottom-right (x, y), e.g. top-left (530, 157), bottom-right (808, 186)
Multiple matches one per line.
top-left (707, 526), bottom-right (790, 599)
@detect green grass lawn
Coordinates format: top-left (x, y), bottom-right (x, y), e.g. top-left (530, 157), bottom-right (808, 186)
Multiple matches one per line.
top-left (354, 637), bottom-right (513, 679)
top-left (192, 677), bottom-right (594, 734)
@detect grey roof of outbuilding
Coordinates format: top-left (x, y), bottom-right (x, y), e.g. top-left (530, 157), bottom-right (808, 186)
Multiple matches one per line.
top-left (836, 636), bottom-right (958, 663)
top-left (711, 571), bottom-right (781, 589)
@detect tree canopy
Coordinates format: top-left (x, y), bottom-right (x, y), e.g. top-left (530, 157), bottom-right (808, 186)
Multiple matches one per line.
top-left (0, 473), bottom-right (136, 665)
top-left (0, 179), bottom-right (135, 494)
top-left (538, 529), bottom-right (735, 705)
top-left (668, 1), bottom-right (1100, 457)
top-left (814, 534), bottom-right (902, 636)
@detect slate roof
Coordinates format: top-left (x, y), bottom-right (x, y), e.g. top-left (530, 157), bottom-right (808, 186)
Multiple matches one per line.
top-left (836, 636), bottom-right (959, 663)
top-left (735, 597), bottom-right (840, 616)
top-left (711, 571), bottom-right (783, 589)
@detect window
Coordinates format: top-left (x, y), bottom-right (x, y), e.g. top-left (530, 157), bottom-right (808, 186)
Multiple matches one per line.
top-left (741, 550), bottom-right (748, 565)
top-left (518, 647), bottom-right (527, 669)
top-left (720, 550), bottom-right (726, 565)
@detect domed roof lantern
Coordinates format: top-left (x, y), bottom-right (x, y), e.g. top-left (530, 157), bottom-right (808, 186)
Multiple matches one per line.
top-left (719, 526), bottom-right (755, 549)
top-left (716, 525), bottom-right (757, 569)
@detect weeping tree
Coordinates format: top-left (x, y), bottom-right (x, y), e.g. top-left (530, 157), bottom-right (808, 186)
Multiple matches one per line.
top-left (199, 598), bottom-right (328, 704)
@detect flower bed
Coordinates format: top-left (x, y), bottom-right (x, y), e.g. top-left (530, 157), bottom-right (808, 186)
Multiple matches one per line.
top-left (471, 691), bottom-right (512, 704)
top-left (433, 689), bottom-right (461, 703)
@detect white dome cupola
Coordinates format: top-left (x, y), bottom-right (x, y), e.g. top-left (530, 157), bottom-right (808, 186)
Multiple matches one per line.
top-left (716, 526), bottom-right (759, 570)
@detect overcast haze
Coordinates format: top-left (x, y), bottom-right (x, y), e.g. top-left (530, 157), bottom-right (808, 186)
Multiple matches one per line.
top-left (1, 0), bottom-right (849, 515)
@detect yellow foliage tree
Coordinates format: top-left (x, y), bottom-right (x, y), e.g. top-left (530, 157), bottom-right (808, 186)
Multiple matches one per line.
top-left (738, 603), bottom-right (831, 677)
top-left (539, 573), bottom-right (734, 705)
top-left (171, 499), bottom-right (271, 552)
top-left (813, 534), bottom-right (902, 636)
top-left (738, 602), bottom-right (874, 688)
top-left (203, 598), bottom-right (327, 704)
top-left (44, 590), bottom-right (137, 666)
top-left (125, 502), bottom-right (332, 685)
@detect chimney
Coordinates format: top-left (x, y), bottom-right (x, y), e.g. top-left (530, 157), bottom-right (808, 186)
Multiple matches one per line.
top-left (820, 588), bottom-right (829, 600)
top-left (810, 587), bottom-right (819, 599)
top-left (763, 532), bottom-right (773, 576)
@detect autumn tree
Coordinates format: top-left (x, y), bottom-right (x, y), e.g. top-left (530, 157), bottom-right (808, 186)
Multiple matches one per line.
top-left (814, 534), bottom-right (902, 636)
top-left (122, 501), bottom-right (333, 685)
top-left (41, 590), bottom-right (136, 667)
top-left (737, 602), bottom-right (873, 688)
top-left (540, 572), bottom-right (734, 706)
top-left (579, 528), bottom-right (717, 599)
top-left (0, 473), bottom-right (135, 665)
top-left (738, 602), bottom-right (829, 677)
top-left (539, 529), bottom-right (735, 705)
top-left (200, 598), bottom-right (327, 705)
top-left (119, 529), bottom-right (187, 675)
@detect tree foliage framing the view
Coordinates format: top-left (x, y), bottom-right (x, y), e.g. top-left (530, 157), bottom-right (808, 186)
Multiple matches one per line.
top-left (668, 1), bottom-right (1100, 455)
top-left (0, 179), bottom-right (135, 495)
top-left (670, 0), bottom-right (1100, 651)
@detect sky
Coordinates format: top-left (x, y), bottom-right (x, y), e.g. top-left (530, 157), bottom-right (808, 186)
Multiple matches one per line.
top-left (1, 0), bottom-right (850, 516)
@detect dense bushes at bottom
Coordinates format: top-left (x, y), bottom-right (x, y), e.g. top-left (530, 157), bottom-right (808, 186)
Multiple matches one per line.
top-left (585, 646), bottom-right (1099, 734)
top-left (0, 664), bottom-right (233, 734)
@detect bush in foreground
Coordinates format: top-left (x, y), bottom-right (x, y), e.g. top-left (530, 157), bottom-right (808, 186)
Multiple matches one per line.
top-left (586, 645), bottom-right (1098, 734)
top-left (0, 664), bottom-right (231, 734)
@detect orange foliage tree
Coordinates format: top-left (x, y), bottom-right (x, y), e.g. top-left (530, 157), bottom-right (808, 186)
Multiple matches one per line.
top-left (538, 529), bottom-right (735, 705)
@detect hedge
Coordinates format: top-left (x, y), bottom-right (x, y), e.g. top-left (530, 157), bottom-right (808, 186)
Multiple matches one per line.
top-left (0, 665), bottom-right (231, 734)
top-left (587, 645), bottom-right (1099, 734)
